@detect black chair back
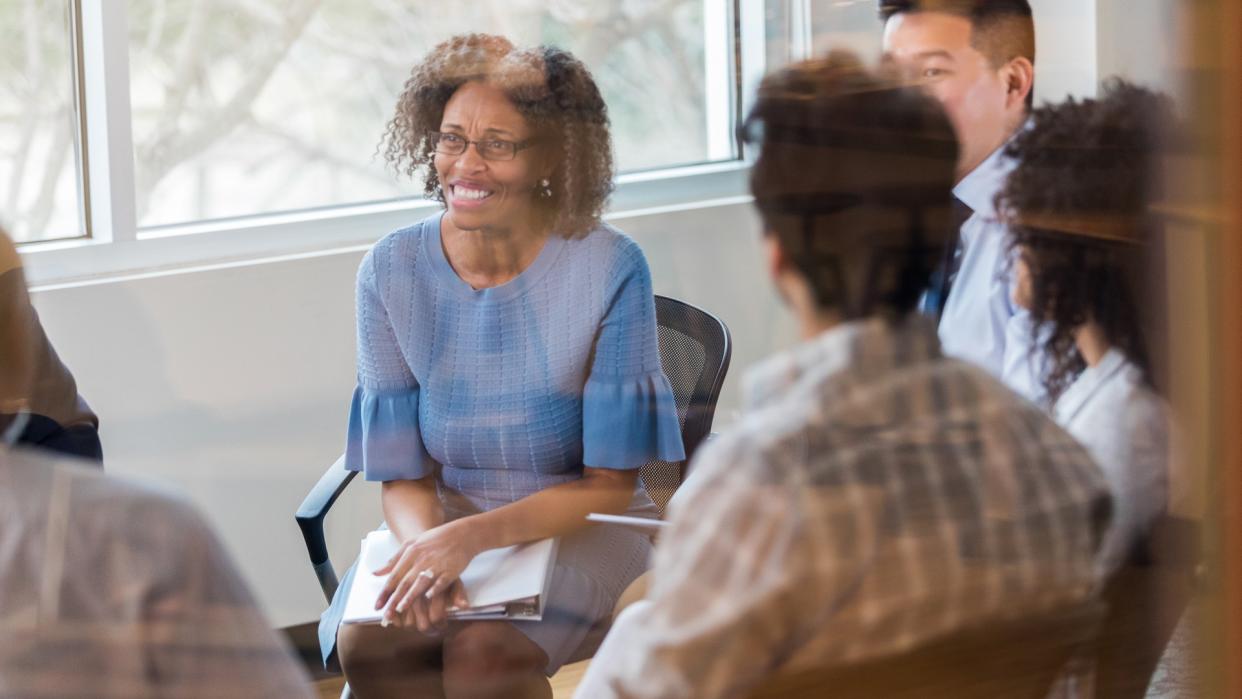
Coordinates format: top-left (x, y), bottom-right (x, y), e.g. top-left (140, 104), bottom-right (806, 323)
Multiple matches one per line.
top-left (641, 295), bottom-right (732, 516)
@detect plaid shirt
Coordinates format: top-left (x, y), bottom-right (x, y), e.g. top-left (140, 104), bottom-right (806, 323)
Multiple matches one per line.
top-left (577, 315), bottom-right (1108, 699)
top-left (0, 447), bottom-right (314, 699)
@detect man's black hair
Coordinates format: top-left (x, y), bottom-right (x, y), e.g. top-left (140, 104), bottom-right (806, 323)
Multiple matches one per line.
top-left (879, 0), bottom-right (1036, 108)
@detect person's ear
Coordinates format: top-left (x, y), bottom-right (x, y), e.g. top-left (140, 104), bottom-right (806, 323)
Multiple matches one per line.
top-left (1002, 56), bottom-right (1035, 110)
top-left (763, 234), bottom-right (789, 281)
top-left (762, 234), bottom-right (797, 310)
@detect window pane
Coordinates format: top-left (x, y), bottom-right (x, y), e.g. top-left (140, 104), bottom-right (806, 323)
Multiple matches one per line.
top-left (763, 1), bottom-right (882, 73)
top-left (0, 0), bottom-right (85, 244)
top-left (128, 1), bottom-right (724, 229)
top-left (809, 1), bottom-right (881, 61)
top-left (763, 0), bottom-right (796, 68)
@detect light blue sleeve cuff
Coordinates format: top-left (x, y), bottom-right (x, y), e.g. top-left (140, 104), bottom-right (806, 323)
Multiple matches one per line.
top-left (582, 372), bottom-right (686, 469)
top-left (345, 385), bottom-right (434, 482)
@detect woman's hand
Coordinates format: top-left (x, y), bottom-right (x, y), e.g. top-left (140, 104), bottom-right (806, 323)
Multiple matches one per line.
top-left (372, 520), bottom-right (478, 631)
top-left (385, 579), bottom-right (469, 634)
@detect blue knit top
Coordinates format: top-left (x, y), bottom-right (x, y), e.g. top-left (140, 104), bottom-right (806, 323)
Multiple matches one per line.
top-left (345, 213), bottom-right (685, 509)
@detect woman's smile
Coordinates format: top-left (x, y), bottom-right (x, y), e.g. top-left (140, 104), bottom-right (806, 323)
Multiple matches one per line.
top-left (448, 180), bottom-right (497, 209)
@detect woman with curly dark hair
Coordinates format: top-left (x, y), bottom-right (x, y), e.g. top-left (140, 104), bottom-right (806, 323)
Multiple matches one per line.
top-left (318, 34), bottom-right (684, 698)
top-left (1000, 79), bottom-right (1178, 578)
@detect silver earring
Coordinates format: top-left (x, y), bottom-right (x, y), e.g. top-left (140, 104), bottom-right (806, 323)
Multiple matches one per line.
top-left (538, 178), bottom-right (552, 199)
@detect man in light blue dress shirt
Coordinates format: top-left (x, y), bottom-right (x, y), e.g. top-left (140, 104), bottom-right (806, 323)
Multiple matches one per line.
top-left (880, 0), bottom-right (1045, 402)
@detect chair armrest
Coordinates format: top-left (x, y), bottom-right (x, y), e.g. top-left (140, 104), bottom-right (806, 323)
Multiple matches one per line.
top-left (295, 454), bottom-right (357, 602)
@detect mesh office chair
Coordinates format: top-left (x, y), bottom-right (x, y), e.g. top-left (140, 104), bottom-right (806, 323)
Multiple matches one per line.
top-left (295, 294), bottom-right (731, 607)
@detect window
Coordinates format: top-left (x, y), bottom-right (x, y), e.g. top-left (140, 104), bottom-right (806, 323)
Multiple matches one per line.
top-left (127, 0), bottom-right (733, 229)
top-left (0, 0), bottom-right (939, 253)
top-left (0, 0), bottom-right (86, 244)
top-left (763, 0), bottom-right (881, 72)
top-left (6, 0), bottom-right (757, 264)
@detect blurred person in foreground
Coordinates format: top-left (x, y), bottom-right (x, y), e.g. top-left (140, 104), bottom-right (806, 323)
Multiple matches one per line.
top-left (880, 0), bottom-right (1045, 401)
top-left (0, 227), bottom-right (101, 461)
top-left (1001, 80), bottom-right (1184, 577)
top-left (323, 33), bottom-right (684, 699)
top-left (575, 53), bottom-right (1109, 699)
top-left (0, 228), bottom-right (313, 698)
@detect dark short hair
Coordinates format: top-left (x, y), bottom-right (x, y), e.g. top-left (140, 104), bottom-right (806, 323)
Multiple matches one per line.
top-left (998, 79), bottom-right (1181, 402)
top-left (380, 34), bottom-right (614, 238)
top-left (741, 52), bottom-right (959, 318)
top-left (879, 0), bottom-right (1036, 108)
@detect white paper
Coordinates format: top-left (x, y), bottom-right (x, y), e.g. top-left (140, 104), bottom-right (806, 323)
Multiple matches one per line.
top-left (341, 530), bottom-right (557, 625)
top-left (585, 513), bottom-right (669, 532)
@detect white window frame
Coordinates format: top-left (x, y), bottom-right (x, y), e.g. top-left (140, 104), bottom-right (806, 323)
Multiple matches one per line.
top-left (78, 0), bottom-right (136, 246)
top-left (22, 0), bottom-right (780, 287)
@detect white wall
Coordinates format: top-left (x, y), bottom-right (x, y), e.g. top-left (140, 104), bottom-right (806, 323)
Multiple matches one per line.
top-left (30, 201), bottom-right (796, 628)
top-left (1096, 0), bottom-right (1185, 98)
top-left (1032, 0), bottom-right (1099, 103)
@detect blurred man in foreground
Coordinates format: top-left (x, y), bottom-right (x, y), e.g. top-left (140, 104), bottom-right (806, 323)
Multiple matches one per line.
top-left (0, 227), bottom-right (102, 460)
top-left (576, 54), bottom-right (1109, 699)
top-left (0, 228), bottom-right (313, 698)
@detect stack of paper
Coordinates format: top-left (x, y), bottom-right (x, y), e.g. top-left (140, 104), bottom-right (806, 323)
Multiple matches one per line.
top-left (341, 530), bottom-right (558, 624)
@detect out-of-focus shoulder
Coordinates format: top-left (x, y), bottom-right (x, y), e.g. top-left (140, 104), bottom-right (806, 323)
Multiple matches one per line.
top-left (5, 448), bottom-right (207, 535)
top-left (689, 399), bottom-right (816, 487)
top-left (75, 466), bottom-right (209, 535)
top-left (669, 406), bottom-right (813, 519)
top-left (935, 356), bottom-right (1040, 416)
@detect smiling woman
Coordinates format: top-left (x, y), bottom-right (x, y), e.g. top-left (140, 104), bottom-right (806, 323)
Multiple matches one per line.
top-left (320, 34), bottom-right (685, 699)
top-left (432, 81), bottom-right (556, 274)
top-left (382, 34), bottom-right (614, 242)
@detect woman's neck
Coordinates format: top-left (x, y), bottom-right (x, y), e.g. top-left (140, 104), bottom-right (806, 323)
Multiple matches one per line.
top-left (441, 217), bottom-right (548, 290)
top-left (1074, 320), bottom-right (1112, 368)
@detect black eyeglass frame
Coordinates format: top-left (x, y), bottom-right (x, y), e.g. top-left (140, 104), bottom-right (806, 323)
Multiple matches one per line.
top-left (428, 131), bottom-right (539, 161)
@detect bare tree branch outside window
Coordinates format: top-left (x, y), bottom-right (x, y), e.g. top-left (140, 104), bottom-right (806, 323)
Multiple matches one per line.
top-left (126, 0), bottom-right (715, 228)
top-left (0, 0), bottom-right (81, 243)
top-left (0, 2), bottom-right (889, 242)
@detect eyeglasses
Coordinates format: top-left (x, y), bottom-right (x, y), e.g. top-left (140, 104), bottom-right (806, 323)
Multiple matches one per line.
top-left (429, 132), bottom-right (537, 161)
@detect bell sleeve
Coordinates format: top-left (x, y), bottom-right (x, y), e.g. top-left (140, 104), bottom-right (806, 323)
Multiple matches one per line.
top-left (344, 249), bottom-right (433, 481)
top-left (582, 239), bottom-right (686, 469)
